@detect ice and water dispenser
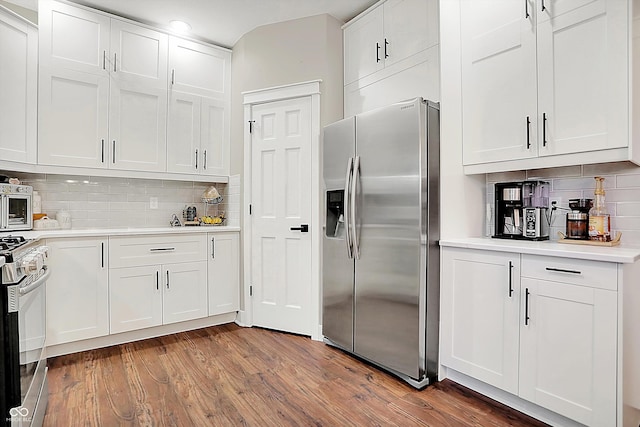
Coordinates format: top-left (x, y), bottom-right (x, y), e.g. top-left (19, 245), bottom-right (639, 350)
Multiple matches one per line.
top-left (326, 190), bottom-right (345, 238)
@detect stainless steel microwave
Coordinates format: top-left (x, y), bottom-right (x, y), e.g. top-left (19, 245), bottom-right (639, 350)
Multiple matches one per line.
top-left (0, 184), bottom-right (32, 231)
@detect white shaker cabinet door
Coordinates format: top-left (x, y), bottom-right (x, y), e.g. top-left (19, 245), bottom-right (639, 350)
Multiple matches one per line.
top-left (441, 248), bottom-right (520, 395)
top-left (40, 0), bottom-right (110, 74)
top-left (109, 80), bottom-right (167, 172)
top-left (200, 97), bottom-right (229, 176)
top-left (344, 4), bottom-right (384, 85)
top-left (519, 278), bottom-right (617, 427)
top-left (208, 233), bottom-right (240, 316)
top-left (537, 0), bottom-right (627, 157)
top-left (382, 0), bottom-right (438, 68)
top-left (38, 68), bottom-right (110, 168)
top-left (461, 0), bottom-right (538, 165)
top-left (167, 91), bottom-right (201, 174)
top-left (169, 37), bottom-right (230, 100)
top-left (162, 261), bottom-right (208, 325)
top-left (46, 238), bottom-right (109, 346)
top-left (0, 10), bottom-right (37, 164)
top-left (110, 265), bottom-right (163, 334)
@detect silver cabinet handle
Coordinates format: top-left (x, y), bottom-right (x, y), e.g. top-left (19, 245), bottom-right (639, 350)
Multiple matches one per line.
top-left (113, 52), bottom-right (117, 72)
top-left (101, 139), bottom-right (105, 163)
top-left (195, 149), bottom-right (199, 170)
top-left (166, 270), bottom-right (170, 289)
top-left (171, 69), bottom-right (175, 85)
top-left (149, 247), bottom-right (176, 252)
top-left (508, 261), bottom-right (514, 297)
top-left (203, 150), bottom-right (207, 170)
top-left (211, 237), bottom-right (215, 259)
top-left (103, 50), bottom-right (106, 70)
top-left (112, 140), bottom-right (116, 164)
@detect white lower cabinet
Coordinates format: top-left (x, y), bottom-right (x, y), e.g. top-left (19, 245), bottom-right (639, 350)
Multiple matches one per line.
top-left (45, 237), bottom-right (109, 345)
top-left (441, 247), bottom-right (618, 426)
top-left (207, 232), bottom-right (239, 316)
top-left (110, 261), bottom-right (207, 334)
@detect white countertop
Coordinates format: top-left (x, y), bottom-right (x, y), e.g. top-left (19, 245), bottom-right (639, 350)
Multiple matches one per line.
top-left (440, 237), bottom-right (640, 264)
top-left (5, 226), bottom-right (240, 241)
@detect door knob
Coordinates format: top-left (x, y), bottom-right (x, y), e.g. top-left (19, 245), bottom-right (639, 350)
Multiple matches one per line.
top-left (290, 224), bottom-right (309, 232)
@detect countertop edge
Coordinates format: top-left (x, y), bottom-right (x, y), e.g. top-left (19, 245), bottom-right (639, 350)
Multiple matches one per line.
top-left (439, 237), bottom-right (640, 264)
top-left (6, 226), bottom-right (241, 240)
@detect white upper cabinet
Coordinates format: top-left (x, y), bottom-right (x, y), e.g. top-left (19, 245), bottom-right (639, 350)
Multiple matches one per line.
top-left (169, 37), bottom-right (231, 100)
top-left (109, 20), bottom-right (168, 172)
top-left (461, 0), bottom-right (537, 165)
top-left (37, 0), bottom-right (231, 179)
top-left (167, 37), bottom-right (230, 176)
top-left (461, 0), bottom-right (631, 173)
top-left (344, 0), bottom-right (438, 86)
top-left (0, 8), bottom-right (37, 165)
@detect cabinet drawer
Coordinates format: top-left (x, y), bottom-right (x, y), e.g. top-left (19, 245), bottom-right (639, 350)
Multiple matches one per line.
top-left (109, 234), bottom-right (206, 268)
top-left (521, 255), bottom-right (616, 291)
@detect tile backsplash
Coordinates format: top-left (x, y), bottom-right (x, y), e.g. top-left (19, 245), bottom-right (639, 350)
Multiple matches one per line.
top-left (486, 162), bottom-right (640, 244)
top-left (3, 172), bottom-right (240, 229)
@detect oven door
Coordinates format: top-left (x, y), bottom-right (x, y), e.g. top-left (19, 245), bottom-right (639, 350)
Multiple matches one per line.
top-left (7, 267), bottom-right (49, 426)
top-left (1, 194), bottom-right (32, 231)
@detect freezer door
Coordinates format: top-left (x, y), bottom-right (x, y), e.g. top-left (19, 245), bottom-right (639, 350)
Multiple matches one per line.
top-left (322, 117), bottom-right (355, 351)
top-left (354, 98), bottom-right (426, 379)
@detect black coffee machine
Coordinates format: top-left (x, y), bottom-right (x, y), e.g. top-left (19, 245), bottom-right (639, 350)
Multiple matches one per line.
top-left (494, 181), bottom-right (550, 240)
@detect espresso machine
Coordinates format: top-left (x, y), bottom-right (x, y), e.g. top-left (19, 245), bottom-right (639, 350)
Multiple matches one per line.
top-left (494, 180), bottom-right (550, 240)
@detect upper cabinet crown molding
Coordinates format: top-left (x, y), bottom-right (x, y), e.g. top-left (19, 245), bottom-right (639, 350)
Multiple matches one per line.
top-left (461, 0), bottom-right (636, 174)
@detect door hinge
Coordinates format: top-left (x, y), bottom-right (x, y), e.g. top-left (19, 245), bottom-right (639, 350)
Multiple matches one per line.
top-left (249, 285), bottom-right (253, 296)
top-left (248, 120), bottom-right (255, 133)
top-left (249, 204), bottom-right (252, 215)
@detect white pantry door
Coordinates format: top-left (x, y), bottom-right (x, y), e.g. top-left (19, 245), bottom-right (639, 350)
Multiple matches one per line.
top-left (251, 96), bottom-right (312, 336)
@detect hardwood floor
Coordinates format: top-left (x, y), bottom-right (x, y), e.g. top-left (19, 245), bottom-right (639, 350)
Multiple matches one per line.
top-left (44, 324), bottom-right (548, 426)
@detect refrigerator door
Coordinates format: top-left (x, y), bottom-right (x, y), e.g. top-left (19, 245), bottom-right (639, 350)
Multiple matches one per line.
top-left (322, 117), bottom-right (356, 351)
top-left (354, 98), bottom-right (426, 379)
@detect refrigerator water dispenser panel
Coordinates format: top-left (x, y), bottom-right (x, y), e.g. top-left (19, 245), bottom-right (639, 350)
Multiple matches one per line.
top-left (326, 190), bottom-right (345, 238)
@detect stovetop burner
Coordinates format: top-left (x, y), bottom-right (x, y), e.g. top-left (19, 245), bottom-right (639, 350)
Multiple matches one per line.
top-left (0, 235), bottom-right (29, 252)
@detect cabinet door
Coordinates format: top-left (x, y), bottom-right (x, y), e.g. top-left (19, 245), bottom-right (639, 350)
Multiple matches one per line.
top-left (110, 265), bottom-right (163, 333)
top-left (109, 81), bottom-right (167, 172)
top-left (38, 67), bottom-right (109, 168)
top-left (461, 0), bottom-right (538, 165)
top-left (200, 97), bottom-right (229, 176)
top-left (0, 10), bottom-right (37, 164)
top-left (382, 0), bottom-right (437, 68)
top-left (167, 90), bottom-right (201, 174)
top-left (46, 238), bottom-right (109, 345)
top-left (110, 19), bottom-right (167, 89)
top-left (208, 233), bottom-right (240, 316)
top-left (519, 278), bottom-right (617, 426)
top-left (344, 4), bottom-right (384, 85)
top-left (441, 248), bottom-right (520, 394)
top-left (40, 0), bottom-right (110, 74)
top-left (163, 261), bottom-right (208, 324)
top-left (537, 1), bottom-right (627, 157)
top-left (169, 37), bottom-right (230, 100)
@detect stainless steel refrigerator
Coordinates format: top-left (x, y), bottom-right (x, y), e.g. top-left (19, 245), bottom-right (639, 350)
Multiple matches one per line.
top-left (322, 98), bottom-right (439, 388)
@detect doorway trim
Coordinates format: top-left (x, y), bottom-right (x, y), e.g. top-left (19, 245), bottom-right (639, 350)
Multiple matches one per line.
top-left (239, 80), bottom-right (322, 340)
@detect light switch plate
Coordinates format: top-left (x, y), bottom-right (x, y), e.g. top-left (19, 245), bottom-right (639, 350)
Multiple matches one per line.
top-left (150, 197), bottom-right (158, 209)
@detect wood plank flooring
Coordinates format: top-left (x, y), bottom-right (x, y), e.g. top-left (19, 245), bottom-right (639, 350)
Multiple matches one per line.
top-left (44, 324), bottom-right (549, 426)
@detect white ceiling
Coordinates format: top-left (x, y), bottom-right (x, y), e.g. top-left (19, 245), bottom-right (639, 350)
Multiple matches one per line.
top-left (6, 0), bottom-right (378, 48)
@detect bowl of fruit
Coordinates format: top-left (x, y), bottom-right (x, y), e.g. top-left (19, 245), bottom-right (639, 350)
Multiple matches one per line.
top-left (200, 215), bottom-right (225, 225)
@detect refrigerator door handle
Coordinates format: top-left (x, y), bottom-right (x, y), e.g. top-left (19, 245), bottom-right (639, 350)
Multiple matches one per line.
top-left (351, 155), bottom-right (361, 260)
top-left (344, 157), bottom-right (354, 259)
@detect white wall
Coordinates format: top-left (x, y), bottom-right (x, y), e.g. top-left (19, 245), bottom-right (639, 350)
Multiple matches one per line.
top-left (230, 13), bottom-right (344, 177)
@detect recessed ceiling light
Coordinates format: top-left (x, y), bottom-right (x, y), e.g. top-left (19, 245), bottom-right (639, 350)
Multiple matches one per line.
top-left (170, 20), bottom-right (191, 32)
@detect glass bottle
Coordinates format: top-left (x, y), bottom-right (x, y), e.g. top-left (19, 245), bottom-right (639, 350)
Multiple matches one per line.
top-left (588, 177), bottom-right (611, 242)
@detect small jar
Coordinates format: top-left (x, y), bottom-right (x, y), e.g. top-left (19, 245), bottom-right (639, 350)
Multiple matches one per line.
top-left (566, 212), bottom-right (589, 240)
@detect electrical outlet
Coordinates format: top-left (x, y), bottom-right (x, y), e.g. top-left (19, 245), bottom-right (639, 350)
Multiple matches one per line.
top-left (150, 197), bottom-right (158, 209)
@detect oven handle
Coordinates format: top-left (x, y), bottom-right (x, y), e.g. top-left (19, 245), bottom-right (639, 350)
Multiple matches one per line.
top-left (19, 266), bottom-right (51, 296)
